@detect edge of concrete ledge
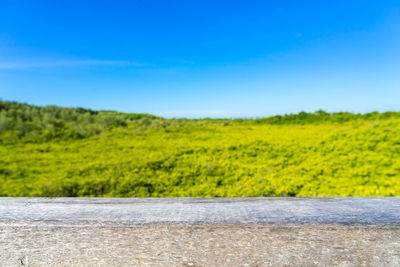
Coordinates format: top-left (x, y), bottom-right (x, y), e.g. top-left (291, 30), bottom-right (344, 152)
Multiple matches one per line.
top-left (1, 197), bottom-right (399, 226)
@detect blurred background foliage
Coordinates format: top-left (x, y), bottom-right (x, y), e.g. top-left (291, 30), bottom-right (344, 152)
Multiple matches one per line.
top-left (1, 100), bottom-right (399, 197)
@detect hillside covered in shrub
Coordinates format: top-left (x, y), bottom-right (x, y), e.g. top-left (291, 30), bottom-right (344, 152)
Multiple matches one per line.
top-left (1, 100), bottom-right (399, 197)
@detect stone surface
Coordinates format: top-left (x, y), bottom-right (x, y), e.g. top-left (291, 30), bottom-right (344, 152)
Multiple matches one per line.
top-left (1, 197), bottom-right (400, 226)
top-left (1, 197), bottom-right (400, 266)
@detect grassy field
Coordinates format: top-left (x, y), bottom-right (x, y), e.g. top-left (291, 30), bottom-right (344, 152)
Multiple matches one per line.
top-left (1, 100), bottom-right (400, 197)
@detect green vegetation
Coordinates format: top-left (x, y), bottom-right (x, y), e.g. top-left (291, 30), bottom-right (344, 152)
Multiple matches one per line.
top-left (1, 100), bottom-right (400, 197)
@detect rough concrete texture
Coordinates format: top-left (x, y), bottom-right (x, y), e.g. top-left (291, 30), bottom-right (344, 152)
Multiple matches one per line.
top-left (1, 197), bottom-right (400, 226)
top-left (1, 198), bottom-right (400, 266)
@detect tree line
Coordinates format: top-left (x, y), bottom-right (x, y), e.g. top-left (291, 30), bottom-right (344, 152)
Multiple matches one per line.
top-left (1, 100), bottom-right (399, 143)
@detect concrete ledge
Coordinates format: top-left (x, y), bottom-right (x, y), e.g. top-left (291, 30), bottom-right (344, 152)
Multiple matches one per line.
top-left (1, 197), bottom-right (400, 226)
top-left (1, 198), bottom-right (400, 266)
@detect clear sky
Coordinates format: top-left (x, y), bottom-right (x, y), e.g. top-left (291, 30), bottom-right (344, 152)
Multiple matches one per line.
top-left (0, 0), bottom-right (399, 118)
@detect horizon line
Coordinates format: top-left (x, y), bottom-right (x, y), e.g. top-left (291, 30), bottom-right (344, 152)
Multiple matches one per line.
top-left (1, 99), bottom-right (397, 120)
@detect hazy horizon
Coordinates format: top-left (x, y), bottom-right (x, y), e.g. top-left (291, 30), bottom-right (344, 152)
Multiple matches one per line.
top-left (2, 98), bottom-right (398, 120)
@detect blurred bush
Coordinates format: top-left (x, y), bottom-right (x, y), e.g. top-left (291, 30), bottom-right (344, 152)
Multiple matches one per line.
top-left (1, 100), bottom-right (400, 197)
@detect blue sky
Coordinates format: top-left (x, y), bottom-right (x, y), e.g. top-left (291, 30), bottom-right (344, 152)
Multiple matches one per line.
top-left (0, 0), bottom-right (399, 118)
